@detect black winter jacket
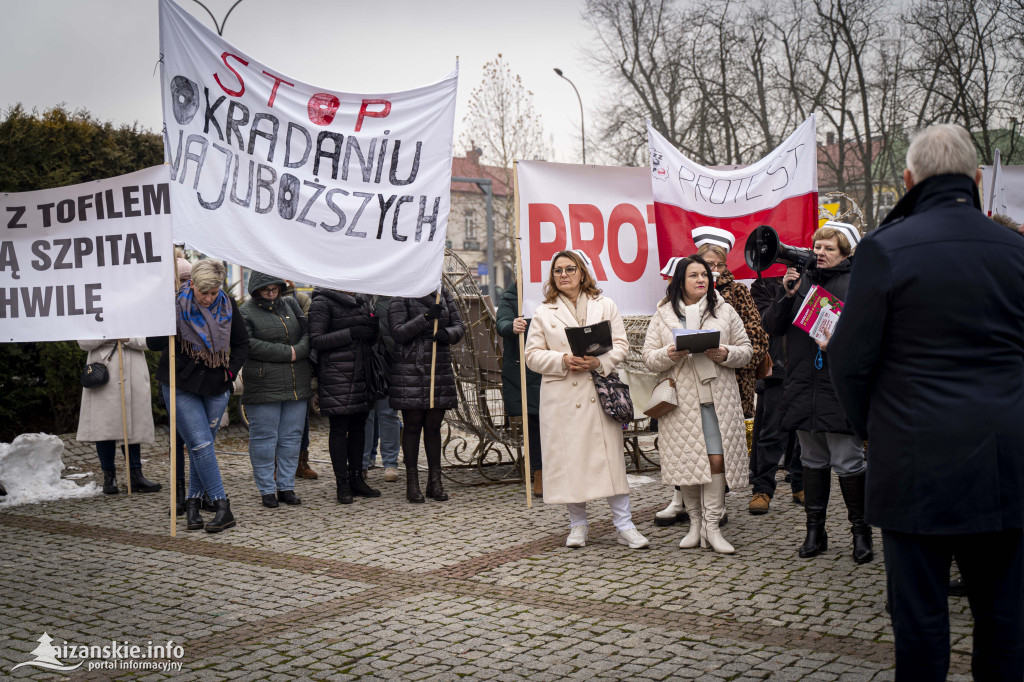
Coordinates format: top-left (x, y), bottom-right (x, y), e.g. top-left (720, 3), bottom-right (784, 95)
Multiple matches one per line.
top-left (239, 272), bottom-right (312, 405)
top-left (829, 174), bottom-right (1024, 533)
top-left (147, 297), bottom-right (249, 396)
top-left (388, 288), bottom-right (466, 410)
top-left (308, 289), bottom-right (377, 416)
top-left (751, 277), bottom-right (788, 384)
top-left (762, 258), bottom-right (854, 434)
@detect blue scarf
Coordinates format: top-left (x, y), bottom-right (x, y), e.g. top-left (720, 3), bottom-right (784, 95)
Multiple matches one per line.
top-left (175, 282), bottom-right (233, 368)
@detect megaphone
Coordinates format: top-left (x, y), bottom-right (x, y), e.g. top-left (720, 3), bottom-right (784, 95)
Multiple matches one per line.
top-left (744, 225), bottom-right (813, 275)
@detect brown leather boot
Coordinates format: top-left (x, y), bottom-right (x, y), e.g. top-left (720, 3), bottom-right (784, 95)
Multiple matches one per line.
top-left (296, 449), bottom-right (318, 479)
top-left (533, 470), bottom-right (543, 496)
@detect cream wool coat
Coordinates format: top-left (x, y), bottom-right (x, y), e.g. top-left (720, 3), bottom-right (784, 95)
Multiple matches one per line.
top-left (642, 297), bottom-right (752, 490)
top-left (525, 295), bottom-right (630, 504)
top-left (76, 338), bottom-right (155, 444)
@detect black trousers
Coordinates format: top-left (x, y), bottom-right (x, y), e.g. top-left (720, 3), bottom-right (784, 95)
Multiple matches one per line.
top-left (883, 528), bottom-right (1024, 681)
top-left (751, 379), bottom-right (803, 497)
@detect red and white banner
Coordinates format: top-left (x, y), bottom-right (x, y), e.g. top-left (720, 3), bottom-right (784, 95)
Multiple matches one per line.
top-left (647, 116), bottom-right (819, 279)
top-left (516, 162), bottom-right (664, 317)
top-left (159, 0), bottom-right (456, 297)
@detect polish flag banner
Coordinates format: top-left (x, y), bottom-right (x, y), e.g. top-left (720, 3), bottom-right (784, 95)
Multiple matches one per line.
top-left (646, 116), bottom-right (819, 279)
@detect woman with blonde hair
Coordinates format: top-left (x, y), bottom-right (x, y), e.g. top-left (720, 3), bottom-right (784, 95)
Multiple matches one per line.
top-left (525, 250), bottom-right (649, 549)
top-left (148, 259), bottom-right (249, 533)
top-left (643, 255), bottom-right (752, 553)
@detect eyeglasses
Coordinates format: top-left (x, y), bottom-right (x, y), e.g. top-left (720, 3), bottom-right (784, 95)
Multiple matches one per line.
top-left (553, 266), bottom-right (579, 276)
top-left (704, 261), bottom-right (724, 270)
top-left (262, 287), bottom-right (281, 296)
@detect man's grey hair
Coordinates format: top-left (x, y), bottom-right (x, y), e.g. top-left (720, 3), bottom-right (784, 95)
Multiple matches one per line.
top-left (906, 124), bottom-right (978, 182)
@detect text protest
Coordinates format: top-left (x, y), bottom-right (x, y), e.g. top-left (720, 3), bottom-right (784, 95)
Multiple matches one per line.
top-left (159, 0), bottom-right (457, 297)
top-left (648, 115), bottom-right (819, 279)
top-left (516, 162), bottom-right (665, 317)
top-left (0, 167), bottom-right (176, 342)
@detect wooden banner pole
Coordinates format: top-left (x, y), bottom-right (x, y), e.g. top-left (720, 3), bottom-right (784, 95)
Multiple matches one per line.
top-left (117, 340), bottom-right (131, 496)
top-left (169, 256), bottom-right (179, 536)
top-left (513, 162), bottom-right (533, 508)
top-left (428, 288), bottom-right (441, 409)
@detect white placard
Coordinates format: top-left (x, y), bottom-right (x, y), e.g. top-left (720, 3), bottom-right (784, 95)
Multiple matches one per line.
top-left (0, 167), bottom-right (176, 342)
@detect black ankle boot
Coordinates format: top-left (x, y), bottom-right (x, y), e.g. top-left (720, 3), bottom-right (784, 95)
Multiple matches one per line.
top-left (350, 470), bottom-right (381, 498)
top-left (425, 468), bottom-right (448, 501)
top-left (175, 479), bottom-right (185, 516)
top-left (424, 448), bottom-right (448, 501)
top-left (205, 498), bottom-right (235, 533)
top-left (799, 466), bottom-right (831, 558)
top-left (839, 472), bottom-right (873, 564)
top-left (129, 468), bottom-right (162, 493)
top-left (185, 498), bottom-right (204, 531)
top-left (102, 470), bottom-right (119, 495)
top-left (336, 476), bottom-right (354, 504)
top-left (406, 467), bottom-right (424, 503)
top-left (201, 493), bottom-right (216, 512)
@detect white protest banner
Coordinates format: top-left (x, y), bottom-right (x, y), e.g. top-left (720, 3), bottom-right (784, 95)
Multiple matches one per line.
top-left (159, 0), bottom-right (457, 297)
top-left (516, 161), bottom-right (663, 317)
top-left (982, 151), bottom-right (1024, 223)
top-left (647, 116), bottom-right (819, 279)
top-left (0, 166), bottom-right (176, 342)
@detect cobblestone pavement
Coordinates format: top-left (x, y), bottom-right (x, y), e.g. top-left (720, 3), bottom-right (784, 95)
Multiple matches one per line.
top-left (0, 418), bottom-right (977, 680)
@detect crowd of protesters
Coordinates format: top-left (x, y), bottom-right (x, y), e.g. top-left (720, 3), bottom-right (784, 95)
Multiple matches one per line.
top-left (75, 123), bottom-right (1024, 679)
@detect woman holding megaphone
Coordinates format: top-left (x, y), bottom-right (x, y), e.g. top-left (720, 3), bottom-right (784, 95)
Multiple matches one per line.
top-left (761, 221), bottom-right (873, 565)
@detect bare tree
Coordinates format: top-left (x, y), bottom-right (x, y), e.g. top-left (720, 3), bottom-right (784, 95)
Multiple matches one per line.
top-left (904, 0), bottom-right (1021, 164)
top-left (459, 54), bottom-right (548, 275)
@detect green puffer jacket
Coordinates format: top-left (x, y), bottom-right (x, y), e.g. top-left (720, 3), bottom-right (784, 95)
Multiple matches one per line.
top-left (240, 271), bottom-right (313, 405)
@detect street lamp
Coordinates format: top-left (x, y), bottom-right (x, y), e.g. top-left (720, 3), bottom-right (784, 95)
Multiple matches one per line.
top-left (554, 68), bottom-right (586, 164)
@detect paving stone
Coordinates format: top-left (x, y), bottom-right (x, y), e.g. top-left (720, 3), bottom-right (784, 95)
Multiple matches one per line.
top-left (0, 424), bottom-right (977, 680)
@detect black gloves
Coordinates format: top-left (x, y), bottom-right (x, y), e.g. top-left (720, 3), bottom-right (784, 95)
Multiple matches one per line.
top-left (351, 325), bottom-right (378, 341)
top-left (433, 329), bottom-right (450, 344)
top-left (424, 303), bottom-right (443, 321)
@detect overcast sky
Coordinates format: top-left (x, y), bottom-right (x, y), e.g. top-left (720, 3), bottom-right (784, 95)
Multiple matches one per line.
top-left (0, 0), bottom-right (603, 163)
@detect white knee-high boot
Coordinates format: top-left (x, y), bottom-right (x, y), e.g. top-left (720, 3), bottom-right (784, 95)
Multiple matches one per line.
top-left (678, 485), bottom-right (703, 549)
top-left (701, 473), bottom-right (735, 554)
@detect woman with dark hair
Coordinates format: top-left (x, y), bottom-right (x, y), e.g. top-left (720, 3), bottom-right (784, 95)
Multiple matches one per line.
top-left (762, 222), bottom-right (873, 564)
top-left (308, 289), bottom-right (381, 504)
top-left (642, 255), bottom-right (752, 553)
top-left (240, 272), bottom-right (312, 509)
top-left (388, 287), bottom-right (466, 503)
top-left (148, 259), bottom-right (249, 533)
top-left (525, 250), bottom-right (649, 550)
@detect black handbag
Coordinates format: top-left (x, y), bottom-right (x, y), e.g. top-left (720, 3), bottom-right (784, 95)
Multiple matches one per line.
top-left (365, 340), bottom-right (391, 400)
top-left (592, 370), bottom-right (634, 423)
top-left (81, 346), bottom-right (117, 389)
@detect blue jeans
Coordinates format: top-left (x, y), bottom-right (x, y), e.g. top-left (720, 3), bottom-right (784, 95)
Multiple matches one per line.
top-left (161, 383), bottom-right (230, 500)
top-left (246, 400), bottom-right (307, 495)
top-left (363, 398), bottom-right (401, 469)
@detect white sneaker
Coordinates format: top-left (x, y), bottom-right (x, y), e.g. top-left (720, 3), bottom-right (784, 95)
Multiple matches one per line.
top-left (383, 467), bottom-right (399, 482)
top-left (617, 527), bottom-right (650, 549)
top-left (565, 524), bottom-right (588, 548)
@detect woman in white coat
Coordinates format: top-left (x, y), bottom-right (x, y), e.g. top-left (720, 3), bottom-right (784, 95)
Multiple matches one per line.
top-left (525, 250), bottom-right (649, 550)
top-left (77, 338), bottom-right (160, 495)
top-left (642, 255), bottom-right (752, 553)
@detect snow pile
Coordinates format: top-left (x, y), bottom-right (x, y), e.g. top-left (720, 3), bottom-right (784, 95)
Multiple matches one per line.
top-left (0, 434), bottom-right (99, 507)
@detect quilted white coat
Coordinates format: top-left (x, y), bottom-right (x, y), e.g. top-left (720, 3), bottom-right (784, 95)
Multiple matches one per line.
top-left (642, 297), bottom-right (752, 490)
top-left (525, 295), bottom-right (630, 504)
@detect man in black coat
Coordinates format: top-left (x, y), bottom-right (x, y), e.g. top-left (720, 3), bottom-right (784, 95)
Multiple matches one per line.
top-left (828, 123), bottom-right (1024, 681)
